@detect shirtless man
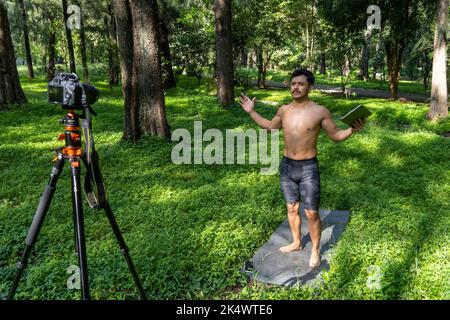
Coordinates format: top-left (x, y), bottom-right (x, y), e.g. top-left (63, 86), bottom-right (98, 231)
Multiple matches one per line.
top-left (239, 68), bottom-right (365, 268)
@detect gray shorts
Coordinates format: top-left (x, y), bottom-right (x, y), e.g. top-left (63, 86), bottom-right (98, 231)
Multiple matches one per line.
top-left (280, 156), bottom-right (320, 211)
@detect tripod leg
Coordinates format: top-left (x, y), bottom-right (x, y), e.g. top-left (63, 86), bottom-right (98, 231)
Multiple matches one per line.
top-left (72, 205), bottom-right (79, 256)
top-left (70, 160), bottom-right (90, 300)
top-left (103, 203), bottom-right (147, 300)
top-left (8, 155), bottom-right (65, 300)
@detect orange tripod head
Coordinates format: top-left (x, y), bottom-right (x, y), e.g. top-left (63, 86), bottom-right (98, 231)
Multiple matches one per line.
top-left (57, 110), bottom-right (83, 166)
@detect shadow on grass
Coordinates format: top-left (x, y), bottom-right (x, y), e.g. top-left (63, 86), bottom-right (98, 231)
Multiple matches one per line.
top-left (320, 131), bottom-right (449, 299)
top-left (373, 135), bottom-right (448, 298)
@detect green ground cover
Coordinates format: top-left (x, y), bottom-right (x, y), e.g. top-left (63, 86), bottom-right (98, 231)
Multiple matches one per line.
top-left (1, 70), bottom-right (448, 299)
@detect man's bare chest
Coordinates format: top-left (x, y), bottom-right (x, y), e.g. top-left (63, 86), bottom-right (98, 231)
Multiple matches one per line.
top-left (281, 109), bottom-right (322, 136)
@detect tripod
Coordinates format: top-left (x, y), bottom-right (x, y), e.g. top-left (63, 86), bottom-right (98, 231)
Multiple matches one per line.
top-left (8, 109), bottom-right (147, 300)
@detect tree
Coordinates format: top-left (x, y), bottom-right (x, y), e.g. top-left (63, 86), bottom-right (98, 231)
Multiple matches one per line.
top-left (358, 30), bottom-right (371, 81)
top-left (371, 36), bottom-right (385, 82)
top-left (319, 52), bottom-right (326, 75)
top-left (427, 0), bottom-right (448, 120)
top-left (62, 0), bottom-right (76, 73)
top-left (0, 1), bottom-right (27, 109)
top-left (378, 0), bottom-right (434, 99)
top-left (113, 0), bottom-right (170, 142)
top-left (104, 2), bottom-right (119, 86)
top-left (74, 0), bottom-right (89, 82)
top-left (318, 0), bottom-right (434, 99)
top-left (7, 0), bottom-right (63, 76)
top-left (303, 0), bottom-right (318, 71)
top-left (214, 0), bottom-right (234, 106)
top-left (47, 19), bottom-right (56, 81)
top-left (251, 0), bottom-right (287, 88)
top-left (158, 0), bottom-right (177, 89)
top-left (170, 2), bottom-right (215, 81)
top-left (328, 29), bottom-right (362, 94)
top-left (403, 21), bottom-right (434, 90)
top-left (17, 0), bottom-right (33, 79)
top-left (37, 1), bottom-right (60, 81)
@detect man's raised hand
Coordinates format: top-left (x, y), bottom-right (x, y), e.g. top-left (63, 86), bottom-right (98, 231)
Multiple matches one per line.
top-left (239, 93), bottom-right (256, 114)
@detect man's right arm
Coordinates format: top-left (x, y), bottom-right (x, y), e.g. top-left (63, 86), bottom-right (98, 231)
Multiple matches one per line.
top-left (248, 109), bottom-right (282, 131)
top-left (239, 93), bottom-right (282, 131)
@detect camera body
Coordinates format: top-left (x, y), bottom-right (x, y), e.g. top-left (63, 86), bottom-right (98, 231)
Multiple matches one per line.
top-left (48, 73), bottom-right (99, 109)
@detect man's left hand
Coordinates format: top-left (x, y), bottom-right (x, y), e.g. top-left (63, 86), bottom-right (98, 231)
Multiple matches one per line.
top-left (351, 118), bottom-right (365, 133)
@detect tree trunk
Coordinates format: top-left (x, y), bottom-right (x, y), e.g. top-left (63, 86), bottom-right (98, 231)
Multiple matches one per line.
top-left (89, 42), bottom-right (95, 63)
top-left (113, 0), bottom-right (170, 142)
top-left (75, 1), bottom-right (89, 82)
top-left (263, 50), bottom-right (273, 85)
top-left (241, 48), bottom-right (247, 67)
top-left (340, 56), bottom-right (351, 92)
top-left (47, 27), bottom-right (56, 81)
top-left (422, 50), bottom-right (432, 90)
top-left (309, 0), bottom-right (316, 71)
top-left (310, 35), bottom-right (315, 72)
top-left (320, 52), bottom-right (326, 75)
top-left (248, 50), bottom-right (255, 68)
top-left (62, 0), bottom-right (76, 73)
top-left (256, 48), bottom-right (264, 88)
top-left (306, 24), bottom-right (310, 66)
top-left (0, 2), bottom-right (27, 109)
top-left (372, 40), bottom-right (380, 80)
top-left (262, 64), bottom-right (267, 86)
top-left (359, 30), bottom-right (371, 81)
top-left (214, 0), bottom-right (234, 106)
top-left (427, 0), bottom-right (448, 120)
top-left (359, 45), bottom-right (369, 81)
top-left (104, 5), bottom-right (119, 85)
top-left (343, 56), bottom-right (350, 77)
top-left (385, 40), bottom-right (404, 99)
top-left (41, 54), bottom-right (46, 73)
top-left (113, 0), bottom-right (136, 141)
top-left (18, 0), bottom-right (34, 79)
top-left (158, 16), bottom-right (176, 89)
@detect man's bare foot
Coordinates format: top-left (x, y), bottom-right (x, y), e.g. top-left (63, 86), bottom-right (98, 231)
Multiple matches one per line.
top-left (279, 242), bottom-right (302, 253)
top-left (309, 250), bottom-right (321, 268)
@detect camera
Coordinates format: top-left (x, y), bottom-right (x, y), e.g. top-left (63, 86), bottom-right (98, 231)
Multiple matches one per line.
top-left (48, 73), bottom-right (99, 109)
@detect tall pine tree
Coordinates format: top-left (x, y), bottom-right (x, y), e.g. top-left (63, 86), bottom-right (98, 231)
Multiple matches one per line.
top-left (0, 1), bottom-right (26, 109)
top-left (113, 0), bottom-right (170, 142)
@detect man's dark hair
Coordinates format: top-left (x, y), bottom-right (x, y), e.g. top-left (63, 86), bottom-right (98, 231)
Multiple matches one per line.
top-left (290, 68), bottom-right (315, 86)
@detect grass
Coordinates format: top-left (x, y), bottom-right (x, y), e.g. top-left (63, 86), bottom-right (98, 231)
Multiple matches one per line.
top-left (0, 67), bottom-right (449, 300)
